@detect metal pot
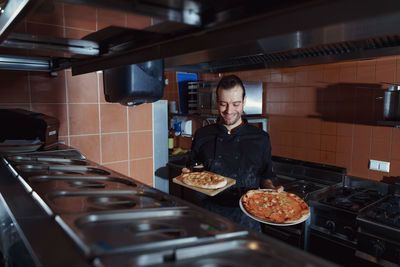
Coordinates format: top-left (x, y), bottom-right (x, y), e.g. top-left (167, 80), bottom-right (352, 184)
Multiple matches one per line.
top-left (383, 85), bottom-right (400, 120)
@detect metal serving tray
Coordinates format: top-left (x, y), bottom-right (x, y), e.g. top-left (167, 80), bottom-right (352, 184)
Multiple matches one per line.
top-left (15, 164), bottom-right (111, 176)
top-left (7, 155), bottom-right (89, 166)
top-left (28, 175), bottom-right (138, 191)
top-left (42, 190), bottom-right (177, 214)
top-left (95, 237), bottom-right (336, 267)
top-left (57, 207), bottom-right (247, 258)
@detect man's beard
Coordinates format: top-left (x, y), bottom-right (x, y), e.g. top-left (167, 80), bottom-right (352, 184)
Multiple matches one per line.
top-left (221, 111), bottom-right (241, 126)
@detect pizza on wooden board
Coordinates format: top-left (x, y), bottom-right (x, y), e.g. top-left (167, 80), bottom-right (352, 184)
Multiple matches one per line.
top-left (241, 189), bottom-right (310, 224)
top-left (181, 171), bottom-right (227, 189)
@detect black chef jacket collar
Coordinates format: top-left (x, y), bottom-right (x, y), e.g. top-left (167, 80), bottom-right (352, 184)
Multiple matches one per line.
top-left (216, 116), bottom-right (247, 134)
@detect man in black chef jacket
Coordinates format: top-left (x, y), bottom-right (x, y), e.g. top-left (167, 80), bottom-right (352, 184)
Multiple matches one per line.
top-left (184, 74), bottom-right (283, 232)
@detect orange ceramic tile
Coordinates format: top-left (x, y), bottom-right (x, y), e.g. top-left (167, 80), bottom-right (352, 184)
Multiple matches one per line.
top-left (30, 71), bottom-right (66, 103)
top-left (280, 131), bottom-right (294, 147)
top-left (335, 152), bottom-right (352, 170)
top-left (26, 22), bottom-right (64, 38)
top-left (270, 72), bottom-right (282, 83)
top-left (336, 122), bottom-right (353, 136)
top-left (336, 136), bottom-right (353, 153)
top-left (130, 158), bottom-right (154, 186)
top-left (321, 121), bottom-right (337, 135)
top-left (0, 71), bottom-right (30, 103)
top-left (126, 13), bottom-right (152, 29)
top-left (391, 142), bottom-right (400, 160)
top-left (98, 8), bottom-right (126, 30)
top-left (371, 138), bottom-right (391, 161)
top-left (68, 103), bottom-right (99, 135)
top-left (100, 103), bottom-right (127, 133)
top-left (321, 135), bottom-right (337, 152)
top-left (356, 60), bottom-right (376, 83)
top-left (305, 118), bottom-right (321, 134)
top-left (294, 132), bottom-right (307, 147)
top-left (64, 3), bottom-right (96, 31)
top-left (392, 128), bottom-right (400, 142)
top-left (130, 131), bottom-right (153, 159)
top-left (323, 66), bottom-right (340, 83)
top-left (375, 57), bottom-right (396, 84)
top-left (351, 155), bottom-right (370, 177)
top-left (306, 134), bottom-right (321, 150)
top-left (101, 133), bottom-right (129, 163)
top-left (31, 103), bottom-right (68, 136)
top-left (306, 149), bottom-right (320, 163)
top-left (308, 67), bottom-right (324, 83)
top-left (295, 70), bottom-right (308, 84)
top-left (368, 170), bottom-right (384, 181)
top-left (293, 147), bottom-right (306, 160)
top-left (339, 61), bottom-right (357, 82)
top-left (128, 103), bottom-right (153, 131)
top-left (320, 151), bottom-right (336, 165)
top-left (280, 116), bottom-right (294, 131)
top-left (69, 134), bottom-right (100, 163)
top-left (65, 27), bottom-right (94, 39)
top-left (279, 145), bottom-right (293, 157)
top-left (352, 136), bottom-right (371, 156)
top-left (292, 117), bottom-right (307, 133)
top-left (282, 71), bottom-right (296, 84)
top-left (67, 71), bottom-right (99, 103)
top-left (389, 159), bottom-right (400, 177)
top-left (27, 1), bottom-right (64, 26)
top-left (103, 161), bottom-right (130, 177)
top-left (353, 124), bottom-right (372, 138)
top-left (372, 126), bottom-right (392, 139)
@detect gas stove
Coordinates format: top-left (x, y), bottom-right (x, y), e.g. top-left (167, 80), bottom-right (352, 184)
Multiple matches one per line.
top-left (309, 176), bottom-right (389, 266)
top-left (356, 194), bottom-right (400, 265)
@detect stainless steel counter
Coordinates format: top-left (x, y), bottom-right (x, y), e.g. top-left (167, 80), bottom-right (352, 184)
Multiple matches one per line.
top-left (0, 146), bottom-right (338, 267)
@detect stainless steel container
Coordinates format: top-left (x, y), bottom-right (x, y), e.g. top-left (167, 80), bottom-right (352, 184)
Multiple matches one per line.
top-left (383, 85), bottom-right (400, 120)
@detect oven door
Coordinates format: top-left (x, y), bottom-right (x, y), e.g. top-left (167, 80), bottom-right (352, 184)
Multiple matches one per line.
top-left (261, 223), bottom-right (305, 248)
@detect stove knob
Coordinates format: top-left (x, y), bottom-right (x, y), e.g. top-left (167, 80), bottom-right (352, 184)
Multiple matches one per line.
top-left (343, 226), bottom-right (355, 240)
top-left (373, 240), bottom-right (385, 260)
top-left (325, 220), bottom-right (335, 232)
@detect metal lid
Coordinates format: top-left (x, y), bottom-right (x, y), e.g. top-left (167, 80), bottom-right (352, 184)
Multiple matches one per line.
top-left (388, 85), bottom-right (400, 91)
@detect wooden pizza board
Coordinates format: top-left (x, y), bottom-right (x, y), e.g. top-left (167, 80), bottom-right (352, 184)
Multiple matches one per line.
top-left (173, 171), bottom-right (236, 196)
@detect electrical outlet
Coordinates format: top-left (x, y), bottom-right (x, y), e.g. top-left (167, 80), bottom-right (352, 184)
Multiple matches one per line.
top-left (369, 160), bottom-right (390, 172)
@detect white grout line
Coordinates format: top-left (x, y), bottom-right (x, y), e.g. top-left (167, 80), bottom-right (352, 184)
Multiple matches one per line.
top-left (69, 133), bottom-right (101, 137)
top-left (97, 72), bottom-right (102, 164)
top-left (130, 157), bottom-right (153, 161)
top-left (64, 69), bottom-right (71, 146)
top-left (127, 106), bottom-right (130, 176)
top-left (103, 159), bottom-right (130, 165)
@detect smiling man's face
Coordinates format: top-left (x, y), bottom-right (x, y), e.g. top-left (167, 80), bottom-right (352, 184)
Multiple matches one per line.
top-left (217, 85), bottom-right (246, 130)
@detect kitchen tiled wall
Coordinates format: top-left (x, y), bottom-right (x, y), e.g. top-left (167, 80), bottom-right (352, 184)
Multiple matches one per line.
top-left (0, 3), bottom-right (155, 186)
top-left (165, 57), bottom-right (400, 182)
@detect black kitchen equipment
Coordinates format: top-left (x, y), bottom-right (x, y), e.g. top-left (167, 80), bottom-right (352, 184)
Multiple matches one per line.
top-left (309, 176), bottom-right (389, 266)
top-left (356, 194), bottom-right (400, 265)
top-left (103, 59), bottom-right (164, 106)
top-left (383, 85), bottom-right (400, 120)
top-left (0, 109), bottom-right (59, 150)
top-left (261, 156), bottom-right (344, 249)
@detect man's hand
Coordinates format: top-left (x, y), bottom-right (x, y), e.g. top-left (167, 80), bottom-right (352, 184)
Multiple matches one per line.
top-left (261, 179), bottom-right (284, 193)
top-left (182, 167), bottom-right (190, 173)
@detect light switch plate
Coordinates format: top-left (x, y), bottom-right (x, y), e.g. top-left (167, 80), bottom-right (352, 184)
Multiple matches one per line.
top-left (369, 159), bottom-right (390, 172)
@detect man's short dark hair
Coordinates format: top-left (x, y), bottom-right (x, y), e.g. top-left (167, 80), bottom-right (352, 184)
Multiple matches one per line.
top-left (216, 75), bottom-right (246, 100)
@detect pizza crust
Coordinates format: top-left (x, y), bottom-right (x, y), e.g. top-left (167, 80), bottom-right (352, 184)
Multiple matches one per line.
top-left (181, 171), bottom-right (227, 189)
top-left (241, 189), bottom-right (310, 224)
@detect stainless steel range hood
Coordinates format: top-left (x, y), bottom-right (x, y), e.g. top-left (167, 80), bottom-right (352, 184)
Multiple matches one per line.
top-left (1, 0), bottom-right (400, 74)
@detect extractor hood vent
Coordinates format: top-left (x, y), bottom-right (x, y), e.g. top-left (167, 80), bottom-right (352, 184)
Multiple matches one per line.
top-left (203, 35), bottom-right (400, 73)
